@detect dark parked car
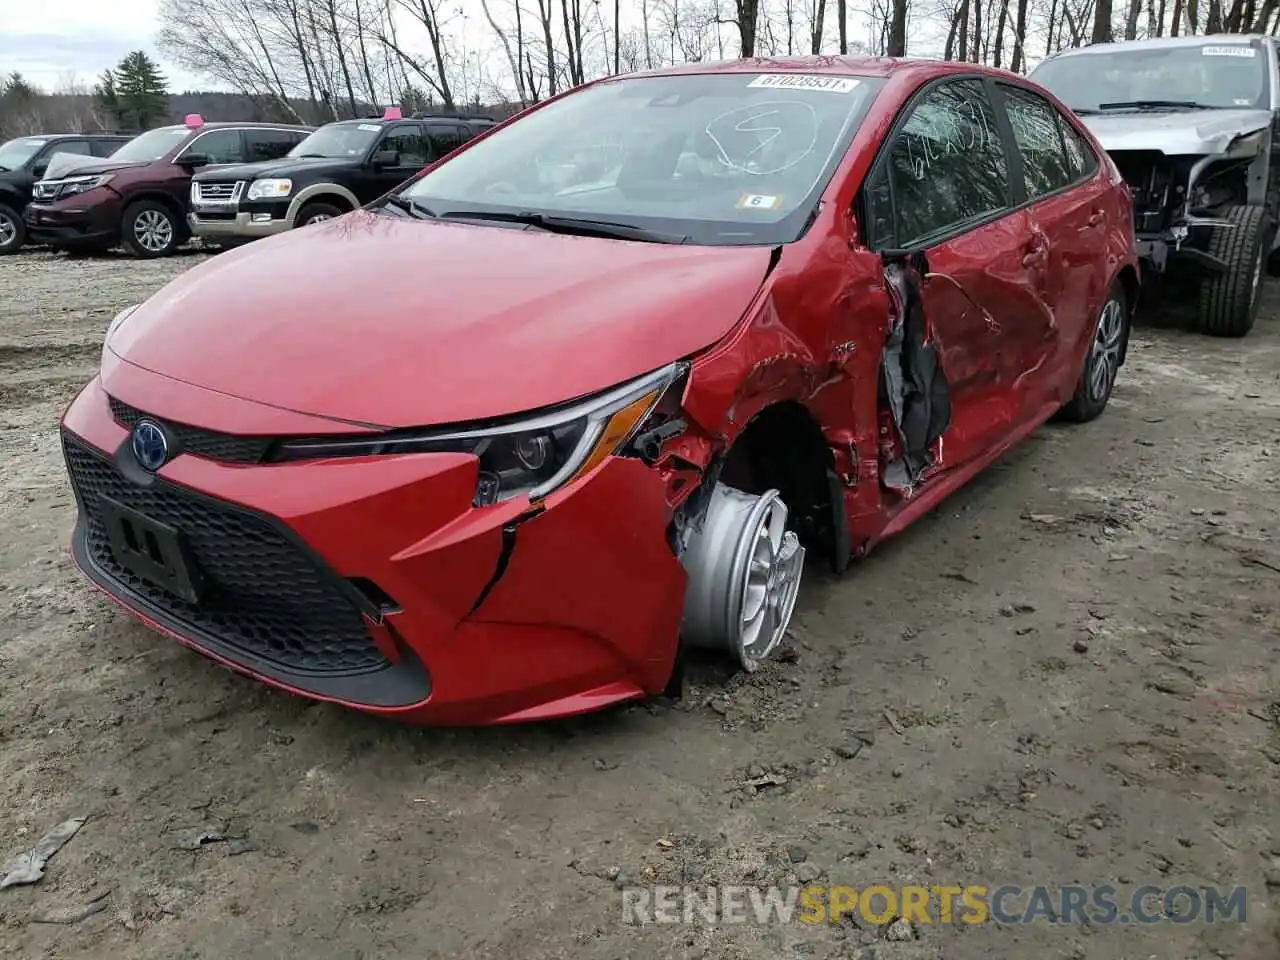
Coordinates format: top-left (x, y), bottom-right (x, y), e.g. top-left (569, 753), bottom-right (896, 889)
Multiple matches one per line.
top-left (25, 117), bottom-right (310, 257)
top-left (61, 58), bottom-right (1137, 725)
top-left (188, 112), bottom-right (496, 243)
top-left (0, 133), bottom-right (131, 253)
top-left (1031, 34), bottom-right (1279, 336)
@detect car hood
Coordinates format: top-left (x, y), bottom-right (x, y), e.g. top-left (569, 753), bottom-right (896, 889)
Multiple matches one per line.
top-left (41, 153), bottom-right (150, 181)
top-left (194, 156), bottom-right (351, 182)
top-left (1080, 108), bottom-right (1272, 155)
top-left (108, 210), bottom-right (774, 429)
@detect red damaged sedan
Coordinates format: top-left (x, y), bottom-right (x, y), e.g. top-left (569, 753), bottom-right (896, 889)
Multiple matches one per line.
top-left (61, 57), bottom-right (1138, 725)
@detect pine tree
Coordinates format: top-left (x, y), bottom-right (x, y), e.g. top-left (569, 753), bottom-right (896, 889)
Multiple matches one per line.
top-left (110, 51), bottom-right (170, 131)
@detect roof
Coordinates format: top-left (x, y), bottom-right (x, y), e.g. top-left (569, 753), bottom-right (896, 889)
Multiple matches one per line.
top-left (622, 54), bottom-right (970, 82)
top-left (157, 121), bottom-right (311, 131)
top-left (19, 132), bottom-right (131, 139)
top-left (1044, 33), bottom-right (1271, 60)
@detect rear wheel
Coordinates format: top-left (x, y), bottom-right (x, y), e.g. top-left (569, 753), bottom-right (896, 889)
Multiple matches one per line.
top-left (122, 200), bottom-right (180, 258)
top-left (1197, 203), bottom-right (1267, 337)
top-left (0, 203), bottom-right (25, 254)
top-left (1060, 283), bottom-right (1127, 424)
top-left (295, 201), bottom-right (343, 228)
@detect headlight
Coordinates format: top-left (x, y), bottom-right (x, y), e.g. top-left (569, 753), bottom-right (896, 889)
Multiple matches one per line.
top-left (273, 362), bottom-right (689, 506)
top-left (247, 178), bottom-right (292, 200)
top-left (58, 174), bottom-right (113, 197)
top-left (105, 304), bottom-right (141, 345)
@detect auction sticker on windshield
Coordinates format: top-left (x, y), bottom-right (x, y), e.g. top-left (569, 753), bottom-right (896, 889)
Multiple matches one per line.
top-left (737, 193), bottom-right (783, 211)
top-left (358, 123), bottom-right (382, 131)
top-left (747, 74), bottom-right (861, 93)
top-left (1202, 46), bottom-right (1256, 57)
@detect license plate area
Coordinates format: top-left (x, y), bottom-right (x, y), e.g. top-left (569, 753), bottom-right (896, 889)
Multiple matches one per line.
top-left (98, 495), bottom-right (206, 603)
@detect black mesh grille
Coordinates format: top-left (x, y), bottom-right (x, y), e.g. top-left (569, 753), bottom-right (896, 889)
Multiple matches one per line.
top-left (108, 396), bottom-right (274, 464)
top-left (64, 432), bottom-right (390, 677)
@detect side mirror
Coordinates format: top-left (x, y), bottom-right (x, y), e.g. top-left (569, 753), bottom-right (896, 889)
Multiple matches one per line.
top-left (372, 150), bottom-right (400, 169)
top-left (31, 160), bottom-right (48, 178)
top-left (179, 154), bottom-right (210, 169)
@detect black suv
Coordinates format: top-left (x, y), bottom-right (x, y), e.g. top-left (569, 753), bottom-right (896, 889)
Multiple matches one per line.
top-left (188, 113), bottom-right (496, 243)
top-left (0, 133), bottom-right (132, 253)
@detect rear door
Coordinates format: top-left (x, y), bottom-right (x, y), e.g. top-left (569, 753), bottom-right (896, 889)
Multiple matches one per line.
top-left (426, 123), bottom-right (467, 160)
top-left (862, 77), bottom-right (1033, 472)
top-left (996, 82), bottom-right (1108, 403)
top-left (244, 128), bottom-right (303, 163)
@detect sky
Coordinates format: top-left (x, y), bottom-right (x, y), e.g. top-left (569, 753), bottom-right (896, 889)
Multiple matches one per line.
top-left (1, 0), bottom-right (942, 97)
top-left (0, 0), bottom-right (207, 92)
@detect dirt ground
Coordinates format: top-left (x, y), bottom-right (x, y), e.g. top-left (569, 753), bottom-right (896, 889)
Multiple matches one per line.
top-left (0, 246), bottom-right (1277, 960)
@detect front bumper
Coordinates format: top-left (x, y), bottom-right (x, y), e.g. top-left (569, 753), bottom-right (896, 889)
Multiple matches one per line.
top-left (60, 374), bottom-right (685, 725)
top-left (25, 201), bottom-right (117, 247)
top-left (188, 210), bottom-right (289, 240)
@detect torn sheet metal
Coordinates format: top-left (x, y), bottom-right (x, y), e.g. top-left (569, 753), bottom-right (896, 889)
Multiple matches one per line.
top-left (1, 817), bottom-right (86, 888)
top-left (881, 251), bottom-right (952, 495)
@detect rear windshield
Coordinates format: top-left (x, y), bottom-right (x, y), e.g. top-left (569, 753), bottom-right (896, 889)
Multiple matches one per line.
top-left (110, 127), bottom-right (192, 162)
top-left (399, 72), bottom-right (886, 246)
top-left (1031, 41), bottom-right (1270, 113)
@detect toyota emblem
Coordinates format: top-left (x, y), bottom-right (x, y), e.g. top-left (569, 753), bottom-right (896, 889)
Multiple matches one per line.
top-left (131, 419), bottom-right (169, 471)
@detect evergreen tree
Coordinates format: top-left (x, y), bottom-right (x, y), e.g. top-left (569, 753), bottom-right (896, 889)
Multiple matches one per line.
top-left (101, 51), bottom-right (170, 131)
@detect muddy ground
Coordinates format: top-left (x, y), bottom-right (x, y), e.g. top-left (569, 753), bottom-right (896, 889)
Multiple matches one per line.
top-left (0, 246), bottom-right (1277, 960)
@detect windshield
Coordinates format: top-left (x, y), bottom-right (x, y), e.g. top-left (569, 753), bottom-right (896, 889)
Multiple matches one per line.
top-left (0, 137), bottom-right (47, 172)
top-left (398, 72), bottom-right (885, 245)
top-left (109, 127), bottom-right (192, 163)
top-left (289, 122), bottom-right (381, 158)
top-left (1031, 41), bottom-right (1269, 113)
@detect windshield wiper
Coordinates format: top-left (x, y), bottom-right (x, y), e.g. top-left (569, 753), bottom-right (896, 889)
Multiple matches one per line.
top-left (379, 195), bottom-right (437, 219)
top-left (1097, 100), bottom-right (1216, 111)
top-left (439, 209), bottom-right (688, 244)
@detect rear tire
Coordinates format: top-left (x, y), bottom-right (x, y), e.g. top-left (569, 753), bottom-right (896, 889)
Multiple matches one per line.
top-left (1060, 283), bottom-right (1127, 424)
top-left (295, 201), bottom-right (343, 228)
top-left (122, 200), bottom-right (180, 258)
top-left (0, 203), bottom-right (25, 254)
top-left (1197, 203), bottom-right (1267, 337)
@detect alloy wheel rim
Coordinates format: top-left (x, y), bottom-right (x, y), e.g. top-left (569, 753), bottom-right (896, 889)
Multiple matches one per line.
top-left (0, 213), bottom-right (15, 246)
top-left (135, 209), bottom-right (173, 252)
top-left (306, 214), bottom-right (331, 225)
top-left (1088, 298), bottom-right (1124, 403)
top-left (737, 495), bottom-right (805, 667)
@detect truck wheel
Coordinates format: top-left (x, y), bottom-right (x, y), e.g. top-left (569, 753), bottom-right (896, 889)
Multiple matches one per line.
top-left (0, 203), bottom-right (26, 254)
top-left (1198, 204), bottom-right (1267, 337)
top-left (1060, 282), bottom-right (1127, 424)
top-left (122, 200), bottom-right (180, 258)
top-left (295, 201), bottom-right (343, 228)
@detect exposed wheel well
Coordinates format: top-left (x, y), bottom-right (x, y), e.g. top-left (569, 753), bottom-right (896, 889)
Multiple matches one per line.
top-left (717, 401), bottom-right (839, 563)
top-left (299, 193), bottom-right (354, 215)
top-left (1115, 265), bottom-right (1139, 365)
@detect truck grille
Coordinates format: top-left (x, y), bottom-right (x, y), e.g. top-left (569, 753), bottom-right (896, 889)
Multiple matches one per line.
top-left (109, 396), bottom-right (274, 464)
top-left (63, 431), bottom-right (390, 677)
top-left (192, 180), bottom-right (243, 204)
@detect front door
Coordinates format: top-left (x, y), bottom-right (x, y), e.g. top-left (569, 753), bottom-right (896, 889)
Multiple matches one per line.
top-left (358, 124), bottom-right (433, 202)
top-left (862, 76), bottom-right (1028, 480)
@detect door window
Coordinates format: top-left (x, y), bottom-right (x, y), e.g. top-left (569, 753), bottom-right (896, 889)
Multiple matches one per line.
top-left (245, 129), bottom-right (301, 162)
top-left (378, 126), bottom-right (430, 166)
top-left (47, 140), bottom-right (91, 158)
top-left (869, 79), bottom-right (1011, 248)
top-left (1001, 85), bottom-right (1075, 199)
top-left (427, 124), bottom-right (465, 158)
top-left (91, 139), bottom-right (126, 157)
top-left (179, 129), bottom-right (245, 164)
